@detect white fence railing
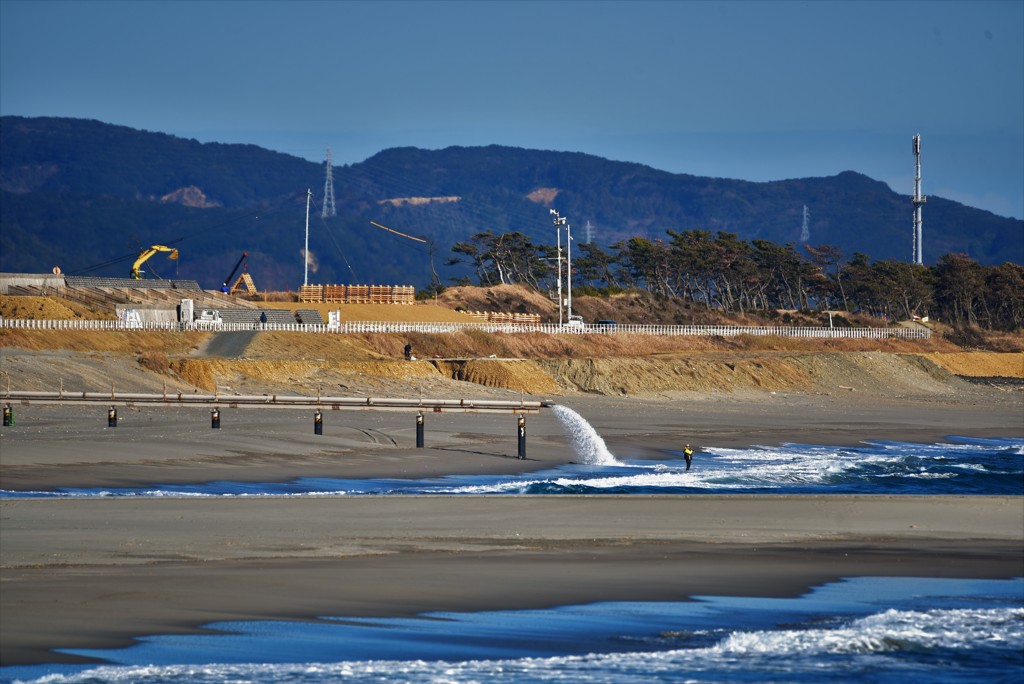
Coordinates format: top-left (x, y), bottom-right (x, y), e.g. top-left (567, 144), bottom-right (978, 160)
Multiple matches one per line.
top-left (0, 317), bottom-right (931, 339)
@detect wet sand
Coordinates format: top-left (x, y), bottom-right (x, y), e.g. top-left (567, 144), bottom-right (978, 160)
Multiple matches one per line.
top-left (1, 393), bottom-right (1023, 666)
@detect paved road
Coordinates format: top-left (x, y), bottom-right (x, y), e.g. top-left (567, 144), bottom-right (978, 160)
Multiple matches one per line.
top-left (202, 330), bottom-right (256, 358)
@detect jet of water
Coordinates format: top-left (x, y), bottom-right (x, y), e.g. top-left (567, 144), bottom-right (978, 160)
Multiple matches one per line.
top-left (551, 404), bottom-right (621, 465)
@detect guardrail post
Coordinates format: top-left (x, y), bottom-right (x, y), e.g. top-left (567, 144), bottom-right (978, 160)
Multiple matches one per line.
top-left (416, 411), bottom-right (425, 448)
top-left (314, 408), bottom-right (323, 435)
top-left (517, 414), bottom-right (526, 459)
top-left (211, 407), bottom-right (221, 429)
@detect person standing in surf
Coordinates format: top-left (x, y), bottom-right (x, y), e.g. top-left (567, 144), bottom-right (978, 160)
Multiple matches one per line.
top-left (684, 445), bottom-right (694, 471)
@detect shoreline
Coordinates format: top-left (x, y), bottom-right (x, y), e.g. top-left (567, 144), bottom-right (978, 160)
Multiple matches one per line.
top-left (2, 390), bottom-right (1022, 667)
top-left (1, 393), bottom-right (1021, 491)
top-left (2, 495), bottom-right (1022, 666)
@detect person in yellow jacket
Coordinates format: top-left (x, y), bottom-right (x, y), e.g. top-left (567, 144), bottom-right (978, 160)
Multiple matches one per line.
top-left (684, 444), bottom-right (694, 471)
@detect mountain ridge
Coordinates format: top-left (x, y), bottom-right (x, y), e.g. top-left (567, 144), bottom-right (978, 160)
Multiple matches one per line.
top-left (1, 116), bottom-right (1020, 290)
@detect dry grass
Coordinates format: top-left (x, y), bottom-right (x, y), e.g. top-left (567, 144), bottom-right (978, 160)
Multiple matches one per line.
top-left (1, 329), bottom-right (206, 354)
top-left (136, 351), bottom-right (171, 375)
top-left (922, 352), bottom-right (1024, 378)
top-left (436, 284), bottom-right (558, 317)
top-left (0, 295), bottom-right (110, 320)
top-left (171, 359), bottom-right (218, 391)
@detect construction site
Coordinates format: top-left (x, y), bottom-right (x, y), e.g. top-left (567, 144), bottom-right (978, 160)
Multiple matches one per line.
top-left (1, 267), bottom-right (1021, 404)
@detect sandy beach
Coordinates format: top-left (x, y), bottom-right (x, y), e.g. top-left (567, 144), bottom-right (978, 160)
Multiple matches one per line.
top-left (2, 392), bottom-right (1023, 666)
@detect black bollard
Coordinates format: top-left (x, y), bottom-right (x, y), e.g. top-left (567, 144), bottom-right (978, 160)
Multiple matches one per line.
top-left (108, 405), bottom-right (118, 428)
top-left (211, 407), bottom-right (221, 429)
top-left (3, 403), bottom-right (12, 427)
top-left (314, 408), bottom-right (323, 435)
top-left (517, 414), bottom-right (526, 459)
top-left (416, 412), bottom-right (424, 448)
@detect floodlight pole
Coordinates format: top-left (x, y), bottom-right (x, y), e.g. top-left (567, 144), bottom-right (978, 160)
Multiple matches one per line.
top-left (556, 223), bottom-right (563, 326)
top-left (551, 209), bottom-right (567, 325)
top-left (303, 188), bottom-right (311, 286)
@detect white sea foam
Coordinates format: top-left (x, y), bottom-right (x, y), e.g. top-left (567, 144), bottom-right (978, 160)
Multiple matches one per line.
top-left (7, 585), bottom-right (1021, 684)
top-left (715, 606), bottom-right (1024, 658)
top-left (550, 405), bottom-right (620, 466)
top-left (12, 607), bottom-right (1022, 683)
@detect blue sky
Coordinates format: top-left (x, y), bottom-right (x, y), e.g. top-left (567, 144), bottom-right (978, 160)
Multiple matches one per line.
top-left (2, 0), bottom-right (1022, 219)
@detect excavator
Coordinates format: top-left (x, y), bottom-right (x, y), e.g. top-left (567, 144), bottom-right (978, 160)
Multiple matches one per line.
top-left (223, 251), bottom-right (257, 294)
top-left (130, 245), bottom-right (178, 280)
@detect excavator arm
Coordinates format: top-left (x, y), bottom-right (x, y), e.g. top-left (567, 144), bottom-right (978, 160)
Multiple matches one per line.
top-left (223, 251), bottom-right (248, 288)
top-left (130, 245), bottom-right (178, 280)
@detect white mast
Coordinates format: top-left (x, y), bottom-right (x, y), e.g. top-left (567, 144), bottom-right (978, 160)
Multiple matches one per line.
top-left (556, 222), bottom-right (563, 326)
top-left (551, 209), bottom-right (567, 324)
top-left (303, 188), bottom-right (312, 286)
top-left (566, 220), bottom-right (573, 321)
top-left (912, 134), bottom-right (926, 265)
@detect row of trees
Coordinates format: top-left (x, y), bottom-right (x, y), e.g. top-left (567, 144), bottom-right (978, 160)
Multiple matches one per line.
top-left (448, 229), bottom-right (1024, 331)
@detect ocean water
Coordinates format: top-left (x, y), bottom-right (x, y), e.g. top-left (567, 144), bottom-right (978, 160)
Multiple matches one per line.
top-left (3, 407), bottom-right (1022, 682)
top-left (3, 435), bottom-right (1021, 498)
top-left (3, 577), bottom-right (1022, 683)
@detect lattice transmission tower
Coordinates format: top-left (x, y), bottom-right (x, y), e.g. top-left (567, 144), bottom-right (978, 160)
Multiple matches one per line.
top-left (322, 146), bottom-right (337, 218)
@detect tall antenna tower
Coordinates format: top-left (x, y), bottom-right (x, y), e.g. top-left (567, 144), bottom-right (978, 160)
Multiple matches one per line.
top-left (584, 220), bottom-right (594, 244)
top-left (799, 205), bottom-right (810, 243)
top-left (911, 134), bottom-right (926, 265)
top-left (322, 146), bottom-right (337, 218)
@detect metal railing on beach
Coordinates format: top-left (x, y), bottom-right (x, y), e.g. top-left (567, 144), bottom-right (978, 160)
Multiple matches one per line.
top-left (0, 389), bottom-right (548, 413)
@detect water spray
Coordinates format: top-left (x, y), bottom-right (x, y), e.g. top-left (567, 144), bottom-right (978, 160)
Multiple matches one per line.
top-left (550, 404), bottom-right (620, 466)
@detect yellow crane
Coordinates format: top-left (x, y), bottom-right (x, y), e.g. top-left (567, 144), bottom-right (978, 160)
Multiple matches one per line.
top-left (130, 245), bottom-right (178, 280)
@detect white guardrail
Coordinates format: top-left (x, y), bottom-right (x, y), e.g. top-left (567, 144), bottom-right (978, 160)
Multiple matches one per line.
top-left (0, 318), bottom-right (931, 339)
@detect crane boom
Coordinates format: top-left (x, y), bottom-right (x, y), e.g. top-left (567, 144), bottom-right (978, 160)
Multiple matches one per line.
top-left (369, 220), bottom-right (442, 293)
top-left (369, 221), bottom-right (427, 243)
top-left (224, 251), bottom-right (248, 287)
top-left (130, 245), bottom-right (178, 280)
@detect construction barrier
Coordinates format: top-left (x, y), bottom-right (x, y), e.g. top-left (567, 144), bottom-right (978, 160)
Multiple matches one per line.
top-left (468, 311), bottom-right (542, 324)
top-left (300, 284), bottom-right (415, 304)
top-left (298, 285), bottom-right (323, 303)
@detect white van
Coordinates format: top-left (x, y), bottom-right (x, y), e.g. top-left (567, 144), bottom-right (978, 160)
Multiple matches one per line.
top-left (562, 315), bottom-right (585, 331)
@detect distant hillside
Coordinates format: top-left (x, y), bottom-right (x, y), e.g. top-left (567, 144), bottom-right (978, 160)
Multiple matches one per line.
top-left (1, 116), bottom-right (1020, 290)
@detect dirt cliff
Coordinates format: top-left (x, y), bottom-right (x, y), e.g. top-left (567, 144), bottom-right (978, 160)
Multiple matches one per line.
top-left (2, 292), bottom-right (1021, 402)
top-left (2, 327), bottom-right (1020, 403)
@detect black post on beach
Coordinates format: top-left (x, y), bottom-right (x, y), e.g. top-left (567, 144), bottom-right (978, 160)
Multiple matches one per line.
top-left (416, 411), bottom-right (424, 448)
top-left (211, 407), bottom-right (220, 429)
top-left (107, 405), bottom-right (117, 428)
top-left (3, 403), bottom-right (12, 427)
top-left (314, 408), bottom-right (323, 435)
top-left (517, 414), bottom-right (526, 459)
